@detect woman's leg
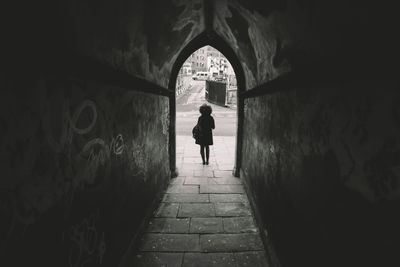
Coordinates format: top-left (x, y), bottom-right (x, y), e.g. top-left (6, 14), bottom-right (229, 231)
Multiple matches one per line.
top-left (205, 145), bottom-right (210, 164)
top-left (200, 145), bottom-right (205, 164)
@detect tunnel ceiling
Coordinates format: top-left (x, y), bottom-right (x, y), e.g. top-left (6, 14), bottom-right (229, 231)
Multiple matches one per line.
top-left (63, 0), bottom-right (306, 89)
top-left (61, 0), bottom-right (363, 90)
top-left (64, 0), bottom-right (205, 88)
top-left (214, 0), bottom-right (301, 89)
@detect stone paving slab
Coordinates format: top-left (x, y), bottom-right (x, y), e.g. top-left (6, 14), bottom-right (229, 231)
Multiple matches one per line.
top-left (235, 251), bottom-right (270, 267)
top-left (217, 165), bottom-right (235, 171)
top-left (211, 177), bottom-right (242, 185)
top-left (181, 164), bottom-right (209, 171)
top-left (223, 217), bottom-right (258, 233)
top-left (194, 170), bottom-right (214, 177)
top-left (147, 218), bottom-right (190, 233)
top-left (178, 163), bottom-right (219, 170)
top-left (183, 253), bottom-right (236, 267)
top-left (163, 193), bottom-right (209, 203)
top-left (190, 218), bottom-right (223, 233)
top-left (155, 203), bottom-right (180, 217)
top-left (167, 185), bottom-right (199, 194)
top-left (140, 234), bottom-right (201, 252)
top-left (135, 136), bottom-right (268, 266)
top-left (177, 169), bottom-right (194, 176)
top-left (214, 157), bottom-right (234, 163)
top-left (133, 252), bottom-right (184, 267)
top-left (209, 194), bottom-right (247, 203)
top-left (170, 177), bottom-right (185, 185)
top-left (185, 157), bottom-right (217, 162)
top-left (200, 233), bottom-right (264, 252)
top-left (178, 203), bottom-right (216, 217)
top-left (215, 203), bottom-right (252, 217)
top-left (200, 185), bottom-right (244, 194)
top-left (185, 177), bottom-right (218, 185)
top-left (213, 170), bottom-right (235, 178)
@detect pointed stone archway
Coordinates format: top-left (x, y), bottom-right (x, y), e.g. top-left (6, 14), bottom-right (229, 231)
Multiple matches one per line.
top-left (168, 31), bottom-right (246, 178)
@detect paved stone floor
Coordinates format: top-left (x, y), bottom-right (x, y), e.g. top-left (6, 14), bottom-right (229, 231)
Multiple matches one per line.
top-left (133, 136), bottom-right (269, 267)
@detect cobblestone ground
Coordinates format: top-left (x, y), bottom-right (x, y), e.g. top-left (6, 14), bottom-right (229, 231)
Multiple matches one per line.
top-left (133, 136), bottom-right (269, 267)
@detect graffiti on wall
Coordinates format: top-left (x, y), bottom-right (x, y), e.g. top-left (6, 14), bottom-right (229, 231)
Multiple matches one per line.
top-left (66, 211), bottom-right (106, 267)
top-left (67, 0), bottom-right (204, 88)
top-left (214, 0), bottom-right (299, 89)
top-left (242, 87), bottom-right (400, 203)
top-left (1, 81), bottom-right (161, 236)
top-left (0, 77), bottom-right (171, 267)
top-left (42, 96), bottom-right (132, 214)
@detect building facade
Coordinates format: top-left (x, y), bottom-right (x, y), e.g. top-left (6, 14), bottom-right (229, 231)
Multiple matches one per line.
top-left (186, 46), bottom-right (237, 106)
top-left (176, 60), bottom-right (192, 96)
top-left (189, 47), bottom-right (207, 74)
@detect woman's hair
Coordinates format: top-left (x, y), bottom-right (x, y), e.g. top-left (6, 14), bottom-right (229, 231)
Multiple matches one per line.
top-left (199, 103), bottom-right (212, 115)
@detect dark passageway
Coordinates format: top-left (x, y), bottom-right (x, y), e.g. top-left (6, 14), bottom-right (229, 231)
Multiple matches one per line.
top-left (1, 0), bottom-right (400, 267)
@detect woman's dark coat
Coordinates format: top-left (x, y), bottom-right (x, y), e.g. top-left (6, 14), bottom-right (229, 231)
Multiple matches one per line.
top-left (195, 115), bottom-right (215, 145)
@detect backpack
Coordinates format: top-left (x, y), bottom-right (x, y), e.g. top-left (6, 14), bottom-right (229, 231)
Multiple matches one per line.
top-left (192, 124), bottom-right (202, 140)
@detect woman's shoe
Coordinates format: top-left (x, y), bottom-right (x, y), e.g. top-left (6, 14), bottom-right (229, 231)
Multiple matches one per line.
top-left (206, 161), bottom-right (209, 165)
top-left (202, 162), bottom-right (206, 165)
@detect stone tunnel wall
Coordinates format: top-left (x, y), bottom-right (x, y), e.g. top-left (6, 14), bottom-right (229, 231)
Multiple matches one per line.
top-left (63, 0), bottom-right (204, 88)
top-left (241, 80), bottom-right (400, 267)
top-left (0, 73), bottom-right (170, 266)
top-left (214, 0), bottom-right (397, 90)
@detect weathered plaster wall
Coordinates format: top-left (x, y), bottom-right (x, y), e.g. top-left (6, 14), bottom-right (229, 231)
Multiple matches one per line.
top-left (0, 74), bottom-right (170, 266)
top-left (62, 0), bottom-right (204, 88)
top-left (213, 0), bottom-right (395, 89)
top-left (214, 0), bottom-right (293, 88)
top-left (5, 0), bottom-right (204, 89)
top-left (241, 81), bottom-right (400, 266)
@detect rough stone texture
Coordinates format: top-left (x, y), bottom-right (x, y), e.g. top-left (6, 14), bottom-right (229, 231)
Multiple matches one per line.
top-left (213, 170), bottom-right (236, 178)
top-left (223, 217), bottom-right (257, 233)
top-left (184, 177), bottom-right (241, 185)
top-left (215, 203), bottom-right (251, 217)
top-left (133, 252), bottom-right (184, 267)
top-left (170, 177), bottom-right (185, 185)
top-left (140, 234), bottom-right (200, 252)
top-left (64, 0), bottom-right (204, 88)
top-left (235, 251), bottom-right (269, 267)
top-left (178, 203), bottom-right (216, 218)
top-left (147, 218), bottom-right (190, 233)
top-left (200, 185), bottom-right (245, 194)
top-left (163, 193), bottom-right (210, 203)
top-left (213, 0), bottom-right (396, 89)
top-left (242, 81), bottom-right (400, 266)
top-left (209, 194), bottom-right (247, 203)
top-left (183, 253), bottom-right (236, 267)
top-left (0, 76), bottom-right (170, 266)
top-left (185, 177), bottom-right (218, 185)
top-left (214, 0), bottom-right (291, 88)
top-left (136, 136), bottom-right (268, 265)
top-left (178, 170), bottom-right (195, 176)
top-left (155, 203), bottom-right (180, 218)
top-left (190, 218), bottom-right (224, 233)
top-left (167, 185), bottom-right (200, 194)
top-left (200, 233), bottom-right (264, 252)
top-left (13, 0), bottom-right (392, 96)
top-left (212, 178), bottom-right (242, 185)
top-left (194, 169), bottom-right (214, 177)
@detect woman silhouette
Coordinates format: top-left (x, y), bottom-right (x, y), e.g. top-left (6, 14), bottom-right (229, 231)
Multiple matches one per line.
top-left (196, 104), bottom-right (215, 165)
